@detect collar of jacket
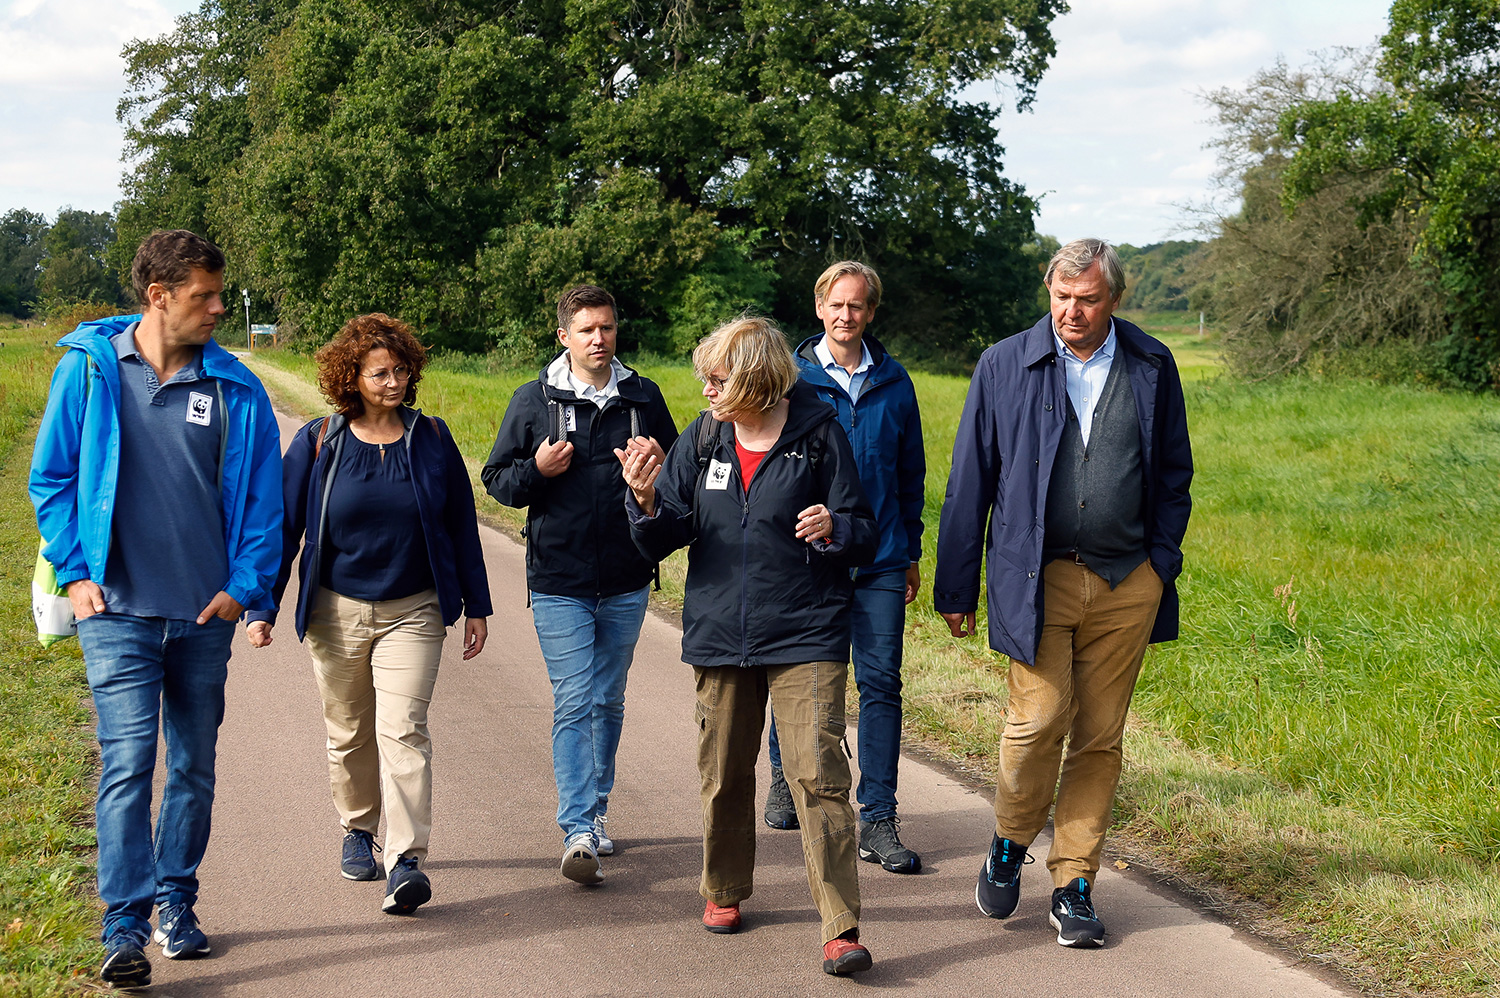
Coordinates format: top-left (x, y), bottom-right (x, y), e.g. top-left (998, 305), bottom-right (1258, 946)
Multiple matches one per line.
top-left (59, 313), bottom-right (266, 390)
top-left (537, 349), bottom-right (647, 403)
top-left (1018, 314), bottom-right (1164, 370)
top-left (794, 332), bottom-right (899, 391)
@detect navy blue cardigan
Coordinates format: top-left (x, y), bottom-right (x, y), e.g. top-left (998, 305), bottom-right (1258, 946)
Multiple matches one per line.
top-left (247, 408), bottom-right (492, 639)
top-left (932, 315), bottom-right (1193, 664)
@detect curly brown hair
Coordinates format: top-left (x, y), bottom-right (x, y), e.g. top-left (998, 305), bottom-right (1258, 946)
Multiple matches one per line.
top-left (315, 313), bottom-right (428, 416)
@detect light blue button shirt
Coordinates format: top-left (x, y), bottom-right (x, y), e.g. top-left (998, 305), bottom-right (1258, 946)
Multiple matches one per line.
top-left (813, 336), bottom-right (874, 403)
top-left (1053, 319), bottom-right (1116, 448)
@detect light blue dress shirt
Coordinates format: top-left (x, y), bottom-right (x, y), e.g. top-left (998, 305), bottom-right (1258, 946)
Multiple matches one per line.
top-left (1052, 319), bottom-right (1117, 448)
top-left (813, 336), bottom-right (874, 403)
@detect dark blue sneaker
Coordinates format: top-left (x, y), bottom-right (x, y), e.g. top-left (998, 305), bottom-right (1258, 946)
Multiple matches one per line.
top-left (153, 902), bottom-right (210, 959)
top-left (341, 828), bottom-right (381, 881)
top-left (101, 934), bottom-right (152, 988)
top-left (382, 854), bottom-right (431, 914)
top-left (1050, 877), bottom-right (1106, 947)
top-left (975, 833), bottom-right (1031, 918)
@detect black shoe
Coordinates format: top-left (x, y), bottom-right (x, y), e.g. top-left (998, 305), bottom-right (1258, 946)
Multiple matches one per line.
top-left (382, 855), bottom-right (431, 914)
top-left (341, 828), bottom-right (381, 881)
top-left (1050, 877), bottom-right (1106, 947)
top-left (975, 833), bottom-right (1031, 918)
top-left (764, 765), bottom-right (799, 829)
top-left (859, 816), bottom-right (921, 873)
top-left (100, 936), bottom-right (152, 989)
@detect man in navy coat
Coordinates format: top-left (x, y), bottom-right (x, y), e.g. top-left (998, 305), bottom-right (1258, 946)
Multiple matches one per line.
top-left (933, 238), bottom-right (1192, 947)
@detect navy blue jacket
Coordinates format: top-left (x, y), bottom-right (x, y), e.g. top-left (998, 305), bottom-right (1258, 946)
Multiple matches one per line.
top-left (933, 315), bottom-right (1193, 664)
top-left (629, 381), bottom-right (877, 667)
top-left (795, 334), bottom-right (925, 578)
top-left (248, 408), bottom-right (493, 639)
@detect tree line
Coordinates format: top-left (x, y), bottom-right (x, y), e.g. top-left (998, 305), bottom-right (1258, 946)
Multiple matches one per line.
top-left (109, 0), bottom-right (1068, 365)
top-left (0, 209), bottom-right (128, 318)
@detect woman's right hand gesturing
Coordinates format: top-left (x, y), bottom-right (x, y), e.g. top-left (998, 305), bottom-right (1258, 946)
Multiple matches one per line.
top-left (614, 438), bottom-right (663, 517)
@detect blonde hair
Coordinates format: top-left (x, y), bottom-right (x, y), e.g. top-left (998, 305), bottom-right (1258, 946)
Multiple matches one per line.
top-left (813, 260), bottom-right (882, 311)
top-left (692, 315), bottom-right (798, 417)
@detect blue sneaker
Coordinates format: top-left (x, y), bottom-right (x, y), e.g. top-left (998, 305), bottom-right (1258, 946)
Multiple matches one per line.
top-left (382, 854), bottom-right (431, 914)
top-left (101, 934), bottom-right (151, 988)
top-left (975, 833), bottom-right (1031, 918)
top-left (1050, 877), bottom-right (1106, 947)
top-left (341, 828), bottom-right (381, 881)
top-left (153, 901), bottom-right (210, 959)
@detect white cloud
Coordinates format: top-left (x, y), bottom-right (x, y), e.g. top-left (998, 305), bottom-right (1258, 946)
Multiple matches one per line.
top-left (0, 0), bottom-right (196, 214)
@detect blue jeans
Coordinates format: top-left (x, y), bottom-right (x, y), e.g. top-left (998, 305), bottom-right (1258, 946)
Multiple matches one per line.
top-left (530, 587), bottom-right (650, 840)
top-left (769, 571), bottom-right (906, 821)
top-left (76, 613), bottom-right (234, 945)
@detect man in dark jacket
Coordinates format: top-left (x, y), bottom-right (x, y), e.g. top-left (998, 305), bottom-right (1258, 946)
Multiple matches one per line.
top-left (763, 261), bottom-right (926, 875)
top-left (481, 285), bottom-right (678, 886)
top-left (933, 238), bottom-right (1192, 948)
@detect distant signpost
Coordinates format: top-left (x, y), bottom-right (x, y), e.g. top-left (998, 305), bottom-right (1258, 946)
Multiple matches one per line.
top-left (250, 324), bottom-right (278, 349)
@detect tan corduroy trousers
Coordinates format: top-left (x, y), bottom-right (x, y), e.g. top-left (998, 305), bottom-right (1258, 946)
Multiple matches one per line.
top-left (304, 587), bottom-right (446, 873)
top-left (694, 661), bottom-right (861, 945)
top-left (995, 559), bottom-right (1163, 886)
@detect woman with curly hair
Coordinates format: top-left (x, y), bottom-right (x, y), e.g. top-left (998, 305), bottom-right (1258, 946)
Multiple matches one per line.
top-left (246, 313), bottom-right (491, 915)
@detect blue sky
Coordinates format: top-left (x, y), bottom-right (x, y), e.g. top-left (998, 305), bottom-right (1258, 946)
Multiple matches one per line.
top-left (1, 0), bottom-right (1391, 245)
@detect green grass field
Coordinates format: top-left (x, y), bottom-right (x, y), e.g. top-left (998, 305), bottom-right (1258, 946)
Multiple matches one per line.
top-left (7, 309), bottom-right (1500, 994)
top-left (0, 321), bottom-right (102, 997)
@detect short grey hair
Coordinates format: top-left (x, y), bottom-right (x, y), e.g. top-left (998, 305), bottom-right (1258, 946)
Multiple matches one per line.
top-left (1044, 238), bottom-right (1125, 300)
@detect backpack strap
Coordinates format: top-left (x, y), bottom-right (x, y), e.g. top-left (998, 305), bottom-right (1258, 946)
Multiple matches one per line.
top-left (689, 412), bottom-right (721, 538)
top-left (547, 398), bottom-right (567, 445)
top-left (313, 416), bottom-right (332, 460)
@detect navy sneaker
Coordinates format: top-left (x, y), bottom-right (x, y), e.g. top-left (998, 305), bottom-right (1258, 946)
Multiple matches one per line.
top-left (975, 833), bottom-right (1031, 918)
top-left (100, 935), bottom-right (151, 989)
top-left (341, 828), bottom-right (381, 881)
top-left (859, 816), bottom-right (921, 873)
top-left (153, 902), bottom-right (210, 959)
top-left (1050, 877), bottom-right (1106, 947)
top-left (764, 765), bottom-right (799, 830)
top-left (382, 855), bottom-right (432, 914)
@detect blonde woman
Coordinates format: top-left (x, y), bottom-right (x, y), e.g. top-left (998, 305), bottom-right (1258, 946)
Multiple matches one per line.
top-left (619, 316), bottom-right (877, 974)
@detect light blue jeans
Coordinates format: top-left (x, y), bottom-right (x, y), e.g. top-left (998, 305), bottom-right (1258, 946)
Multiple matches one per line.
top-left (76, 613), bottom-right (234, 946)
top-left (530, 586), bottom-right (650, 840)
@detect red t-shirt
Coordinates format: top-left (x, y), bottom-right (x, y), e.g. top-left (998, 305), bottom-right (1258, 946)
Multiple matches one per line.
top-left (735, 437), bottom-right (770, 491)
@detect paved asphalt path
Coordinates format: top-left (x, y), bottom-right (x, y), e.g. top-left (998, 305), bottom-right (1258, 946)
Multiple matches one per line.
top-left (141, 409), bottom-right (1357, 997)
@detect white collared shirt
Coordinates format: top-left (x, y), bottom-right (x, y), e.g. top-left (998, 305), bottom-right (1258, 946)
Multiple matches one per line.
top-left (567, 365), bottom-right (620, 408)
top-left (813, 336), bottom-right (874, 403)
top-left (1052, 320), bottom-right (1117, 448)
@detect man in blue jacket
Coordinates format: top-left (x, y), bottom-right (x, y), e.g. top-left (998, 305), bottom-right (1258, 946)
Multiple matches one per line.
top-left (30, 230), bottom-right (283, 989)
top-left (934, 238), bottom-right (1192, 948)
top-left (763, 261), bottom-right (927, 874)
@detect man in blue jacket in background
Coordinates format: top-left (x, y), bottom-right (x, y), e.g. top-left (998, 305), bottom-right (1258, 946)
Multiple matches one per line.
top-left (763, 260), bottom-right (927, 874)
top-left (934, 238), bottom-right (1192, 948)
top-left (30, 230), bottom-right (283, 989)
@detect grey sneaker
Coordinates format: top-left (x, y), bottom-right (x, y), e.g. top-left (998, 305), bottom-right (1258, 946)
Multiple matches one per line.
top-left (859, 816), bottom-right (921, 873)
top-left (764, 765), bottom-right (799, 829)
top-left (592, 815), bottom-right (614, 856)
top-left (560, 831), bottom-right (603, 885)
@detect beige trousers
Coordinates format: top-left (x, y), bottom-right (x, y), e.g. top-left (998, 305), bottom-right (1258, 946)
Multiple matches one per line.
top-left (694, 661), bottom-right (861, 945)
top-left (304, 587), bottom-right (445, 873)
top-left (995, 559), bottom-right (1163, 886)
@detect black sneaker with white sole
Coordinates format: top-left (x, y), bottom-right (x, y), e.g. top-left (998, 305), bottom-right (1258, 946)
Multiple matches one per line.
top-left (382, 855), bottom-right (432, 914)
top-left (764, 765), bottom-right (799, 830)
top-left (100, 936), bottom-right (151, 989)
top-left (975, 833), bottom-right (1031, 918)
top-left (1049, 877), bottom-right (1106, 947)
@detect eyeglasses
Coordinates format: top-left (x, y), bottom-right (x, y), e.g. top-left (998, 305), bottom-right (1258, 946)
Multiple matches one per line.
top-left (361, 366), bottom-right (411, 386)
top-left (703, 373), bottom-right (728, 392)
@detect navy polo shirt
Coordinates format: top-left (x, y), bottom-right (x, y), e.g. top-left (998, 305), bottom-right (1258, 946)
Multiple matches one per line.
top-left (99, 325), bottom-right (229, 620)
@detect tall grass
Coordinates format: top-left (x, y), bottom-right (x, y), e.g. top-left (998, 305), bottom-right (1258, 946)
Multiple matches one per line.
top-left (0, 322), bottom-right (101, 997)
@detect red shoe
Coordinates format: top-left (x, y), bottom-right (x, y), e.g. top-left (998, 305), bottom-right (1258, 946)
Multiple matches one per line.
top-left (822, 935), bottom-right (872, 975)
top-left (702, 902), bottom-right (741, 934)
